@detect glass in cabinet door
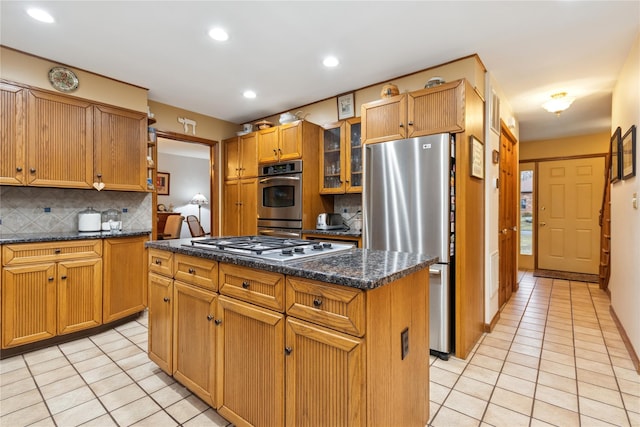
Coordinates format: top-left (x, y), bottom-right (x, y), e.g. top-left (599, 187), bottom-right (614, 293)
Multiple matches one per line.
top-left (346, 119), bottom-right (362, 192)
top-left (321, 124), bottom-right (345, 193)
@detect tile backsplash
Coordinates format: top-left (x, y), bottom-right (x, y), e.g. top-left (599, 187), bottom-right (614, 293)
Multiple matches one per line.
top-left (334, 193), bottom-right (362, 231)
top-left (0, 186), bottom-right (152, 234)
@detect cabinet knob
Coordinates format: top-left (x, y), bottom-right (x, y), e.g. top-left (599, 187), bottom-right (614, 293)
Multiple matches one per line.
top-left (313, 298), bottom-right (323, 307)
top-left (30, 168), bottom-right (36, 174)
top-left (155, 259), bottom-right (162, 264)
top-left (54, 249), bottom-right (61, 254)
top-left (188, 268), bottom-right (196, 274)
top-left (408, 121), bottom-right (414, 126)
top-left (278, 148), bottom-right (282, 154)
top-left (96, 173), bottom-right (102, 179)
top-left (48, 276), bottom-right (54, 282)
top-left (60, 275), bottom-right (67, 280)
top-left (16, 166), bottom-right (22, 172)
top-left (163, 297), bottom-right (170, 302)
top-left (399, 123), bottom-right (404, 128)
top-left (273, 149), bottom-right (277, 155)
top-left (207, 314), bottom-right (214, 321)
top-left (242, 281), bottom-right (250, 289)
top-left (284, 346), bottom-right (293, 356)
top-left (214, 318), bottom-right (222, 325)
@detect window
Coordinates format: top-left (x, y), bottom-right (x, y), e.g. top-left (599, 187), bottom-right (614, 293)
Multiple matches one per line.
top-left (520, 170), bottom-right (533, 255)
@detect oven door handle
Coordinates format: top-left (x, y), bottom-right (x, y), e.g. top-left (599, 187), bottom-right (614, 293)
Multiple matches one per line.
top-left (259, 176), bottom-right (301, 183)
top-left (258, 229), bottom-right (301, 238)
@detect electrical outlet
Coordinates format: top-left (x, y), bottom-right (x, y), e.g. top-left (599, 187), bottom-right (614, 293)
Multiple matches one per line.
top-left (343, 208), bottom-right (348, 213)
top-left (122, 208), bottom-right (128, 213)
top-left (44, 207), bottom-right (51, 213)
top-left (401, 327), bottom-right (409, 360)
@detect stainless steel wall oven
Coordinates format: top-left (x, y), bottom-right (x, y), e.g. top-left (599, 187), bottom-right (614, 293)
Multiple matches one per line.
top-left (257, 160), bottom-right (303, 236)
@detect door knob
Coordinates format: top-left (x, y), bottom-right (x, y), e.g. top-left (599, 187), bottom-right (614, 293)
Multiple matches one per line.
top-left (539, 222), bottom-right (547, 227)
top-left (512, 226), bottom-right (518, 231)
top-left (501, 228), bottom-right (508, 234)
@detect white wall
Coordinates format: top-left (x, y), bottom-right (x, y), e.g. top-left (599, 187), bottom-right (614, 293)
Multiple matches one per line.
top-left (484, 73), bottom-right (519, 326)
top-left (610, 33), bottom-right (640, 359)
top-left (157, 151), bottom-right (211, 239)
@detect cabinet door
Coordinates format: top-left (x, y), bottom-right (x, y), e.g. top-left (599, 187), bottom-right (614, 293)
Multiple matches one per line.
top-left (285, 318), bottom-right (364, 427)
top-left (0, 82), bottom-right (27, 185)
top-left (223, 180), bottom-right (240, 236)
top-left (223, 137), bottom-right (240, 180)
top-left (216, 296), bottom-right (285, 427)
top-left (278, 121), bottom-right (303, 161)
top-left (26, 89), bottom-right (93, 188)
top-left (239, 178), bottom-right (257, 236)
top-left (94, 105), bottom-right (147, 191)
top-left (408, 81), bottom-right (464, 137)
top-left (239, 132), bottom-right (258, 178)
top-left (361, 94), bottom-right (406, 145)
top-left (320, 122), bottom-right (346, 194)
top-left (173, 281), bottom-right (217, 406)
top-left (345, 118), bottom-right (363, 193)
top-left (1, 263), bottom-right (57, 348)
top-left (103, 236), bottom-right (148, 323)
top-left (148, 273), bottom-right (173, 374)
top-left (258, 127), bottom-right (279, 163)
top-left (57, 258), bottom-right (103, 335)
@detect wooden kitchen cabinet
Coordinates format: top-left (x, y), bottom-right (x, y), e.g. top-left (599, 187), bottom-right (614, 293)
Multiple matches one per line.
top-left (320, 118), bottom-right (362, 194)
top-left (223, 178), bottom-right (257, 236)
top-left (148, 272), bottom-right (174, 374)
top-left (216, 295), bottom-right (285, 427)
top-left (257, 126), bottom-right (281, 163)
top-left (258, 120), bottom-right (316, 164)
top-left (173, 280), bottom-right (218, 407)
top-left (218, 263), bottom-right (285, 311)
top-left (1, 240), bottom-right (103, 348)
top-left (26, 88), bottom-right (94, 188)
top-left (224, 132), bottom-right (258, 180)
top-left (102, 236), bottom-right (148, 323)
top-left (361, 79), bottom-right (465, 144)
top-left (0, 82), bottom-right (27, 185)
top-left (93, 105), bottom-right (148, 191)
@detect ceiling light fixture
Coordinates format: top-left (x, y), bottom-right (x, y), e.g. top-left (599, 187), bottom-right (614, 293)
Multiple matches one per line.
top-left (27, 8), bottom-right (54, 23)
top-left (323, 56), bottom-right (339, 67)
top-left (542, 92), bottom-right (575, 116)
top-left (208, 27), bottom-right (228, 41)
top-left (243, 90), bottom-right (256, 99)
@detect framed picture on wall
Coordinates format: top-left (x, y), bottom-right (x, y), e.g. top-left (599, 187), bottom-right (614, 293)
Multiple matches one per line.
top-left (610, 127), bottom-right (621, 183)
top-left (470, 135), bottom-right (484, 179)
top-left (621, 124), bottom-right (636, 180)
top-left (337, 92), bottom-right (355, 120)
top-left (156, 172), bottom-right (170, 195)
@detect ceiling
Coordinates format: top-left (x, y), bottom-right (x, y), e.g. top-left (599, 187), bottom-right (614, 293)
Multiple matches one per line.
top-left (1, 1), bottom-right (638, 142)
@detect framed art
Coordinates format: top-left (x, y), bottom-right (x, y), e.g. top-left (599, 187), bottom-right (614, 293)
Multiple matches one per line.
top-left (156, 172), bottom-right (170, 195)
top-left (490, 89), bottom-right (500, 134)
top-left (621, 124), bottom-right (636, 180)
top-left (470, 136), bottom-right (484, 179)
top-left (337, 92), bottom-right (355, 120)
top-left (610, 127), bottom-right (621, 183)
top-left (492, 149), bottom-right (500, 164)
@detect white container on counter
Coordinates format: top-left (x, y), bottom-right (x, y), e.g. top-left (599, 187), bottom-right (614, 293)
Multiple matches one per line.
top-left (78, 207), bottom-right (102, 232)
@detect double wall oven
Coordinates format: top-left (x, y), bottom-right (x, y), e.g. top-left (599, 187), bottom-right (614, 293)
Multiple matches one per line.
top-left (257, 160), bottom-right (303, 238)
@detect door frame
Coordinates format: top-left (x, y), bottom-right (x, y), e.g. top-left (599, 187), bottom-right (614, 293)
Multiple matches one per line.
top-left (153, 130), bottom-right (218, 239)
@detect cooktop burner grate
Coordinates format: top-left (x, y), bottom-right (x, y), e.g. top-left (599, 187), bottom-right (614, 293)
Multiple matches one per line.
top-left (189, 236), bottom-right (314, 254)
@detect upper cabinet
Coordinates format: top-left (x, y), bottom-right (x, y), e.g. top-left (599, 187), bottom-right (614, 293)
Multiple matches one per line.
top-left (224, 132), bottom-right (258, 180)
top-left (257, 121), bottom-right (305, 164)
top-left (0, 80), bottom-right (148, 192)
top-left (361, 79), bottom-right (465, 144)
top-left (319, 118), bottom-right (362, 194)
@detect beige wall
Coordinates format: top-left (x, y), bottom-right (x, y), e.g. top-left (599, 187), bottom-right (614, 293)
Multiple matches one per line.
top-left (520, 132), bottom-right (609, 161)
top-left (610, 33), bottom-right (640, 361)
top-left (0, 46), bottom-right (148, 112)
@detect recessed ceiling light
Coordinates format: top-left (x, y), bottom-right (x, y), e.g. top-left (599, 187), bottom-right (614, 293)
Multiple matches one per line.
top-left (323, 56), bottom-right (339, 67)
top-left (27, 8), bottom-right (54, 23)
top-left (208, 27), bottom-right (229, 41)
top-left (243, 90), bottom-right (256, 99)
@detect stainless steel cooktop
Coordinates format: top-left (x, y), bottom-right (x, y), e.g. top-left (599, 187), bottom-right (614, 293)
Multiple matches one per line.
top-left (183, 236), bottom-right (353, 262)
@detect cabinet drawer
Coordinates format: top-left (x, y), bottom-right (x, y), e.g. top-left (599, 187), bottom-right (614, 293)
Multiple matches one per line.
top-left (2, 240), bottom-right (102, 266)
top-left (219, 263), bottom-right (285, 312)
top-left (148, 249), bottom-right (174, 277)
top-left (174, 254), bottom-right (218, 291)
top-left (286, 277), bottom-right (365, 337)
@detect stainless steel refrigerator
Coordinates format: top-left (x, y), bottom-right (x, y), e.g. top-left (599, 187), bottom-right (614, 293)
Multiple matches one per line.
top-left (363, 133), bottom-right (454, 359)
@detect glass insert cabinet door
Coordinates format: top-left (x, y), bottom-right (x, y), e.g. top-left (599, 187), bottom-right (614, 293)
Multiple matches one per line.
top-left (320, 118), bottom-right (362, 194)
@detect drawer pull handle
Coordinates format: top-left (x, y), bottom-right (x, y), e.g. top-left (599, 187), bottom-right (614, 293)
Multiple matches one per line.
top-left (242, 281), bottom-right (250, 289)
top-left (60, 275), bottom-right (67, 280)
top-left (284, 346), bottom-right (292, 356)
top-left (207, 315), bottom-right (214, 321)
top-left (16, 166), bottom-right (23, 172)
top-left (214, 319), bottom-right (222, 325)
top-left (54, 249), bottom-right (61, 254)
top-left (30, 167), bottom-right (36, 174)
top-left (163, 297), bottom-right (170, 302)
top-left (408, 121), bottom-right (414, 126)
top-left (48, 276), bottom-right (54, 282)
top-left (313, 298), bottom-right (322, 307)
top-left (188, 268), bottom-right (196, 274)
top-left (155, 259), bottom-right (162, 265)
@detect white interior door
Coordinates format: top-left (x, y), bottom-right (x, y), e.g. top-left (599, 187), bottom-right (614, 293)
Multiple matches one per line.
top-left (537, 157), bottom-right (604, 274)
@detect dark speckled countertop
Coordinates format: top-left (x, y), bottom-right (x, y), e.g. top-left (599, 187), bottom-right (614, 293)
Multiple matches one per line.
top-left (0, 230), bottom-right (151, 244)
top-left (147, 238), bottom-right (437, 290)
top-left (301, 227), bottom-right (361, 238)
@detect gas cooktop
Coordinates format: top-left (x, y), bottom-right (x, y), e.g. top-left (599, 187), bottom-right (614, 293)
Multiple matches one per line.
top-left (183, 236), bottom-right (353, 263)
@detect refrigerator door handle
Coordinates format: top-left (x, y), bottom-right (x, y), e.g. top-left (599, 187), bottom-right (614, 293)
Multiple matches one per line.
top-left (429, 269), bottom-right (442, 275)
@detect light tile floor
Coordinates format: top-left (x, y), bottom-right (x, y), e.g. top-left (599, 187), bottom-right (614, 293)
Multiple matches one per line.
top-left (1, 270), bottom-right (638, 426)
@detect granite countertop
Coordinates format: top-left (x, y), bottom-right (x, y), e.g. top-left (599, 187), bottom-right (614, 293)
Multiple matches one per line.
top-left (0, 229), bottom-right (152, 244)
top-left (147, 238), bottom-right (437, 290)
top-left (301, 228), bottom-right (362, 238)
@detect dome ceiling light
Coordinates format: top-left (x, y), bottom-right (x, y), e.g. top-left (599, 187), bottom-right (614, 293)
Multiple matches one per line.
top-left (542, 92), bottom-right (575, 116)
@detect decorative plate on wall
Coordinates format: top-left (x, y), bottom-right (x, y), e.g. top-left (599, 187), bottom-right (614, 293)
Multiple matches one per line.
top-left (48, 66), bottom-right (79, 92)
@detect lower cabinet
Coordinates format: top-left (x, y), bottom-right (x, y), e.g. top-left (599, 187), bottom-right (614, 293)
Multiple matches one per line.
top-left (148, 272), bottom-right (173, 374)
top-left (216, 295), bottom-right (285, 427)
top-left (57, 258), bottom-right (103, 335)
top-left (173, 280), bottom-right (218, 407)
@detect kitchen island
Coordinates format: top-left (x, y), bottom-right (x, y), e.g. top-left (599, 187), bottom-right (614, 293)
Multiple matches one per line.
top-left (146, 237), bottom-right (436, 427)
